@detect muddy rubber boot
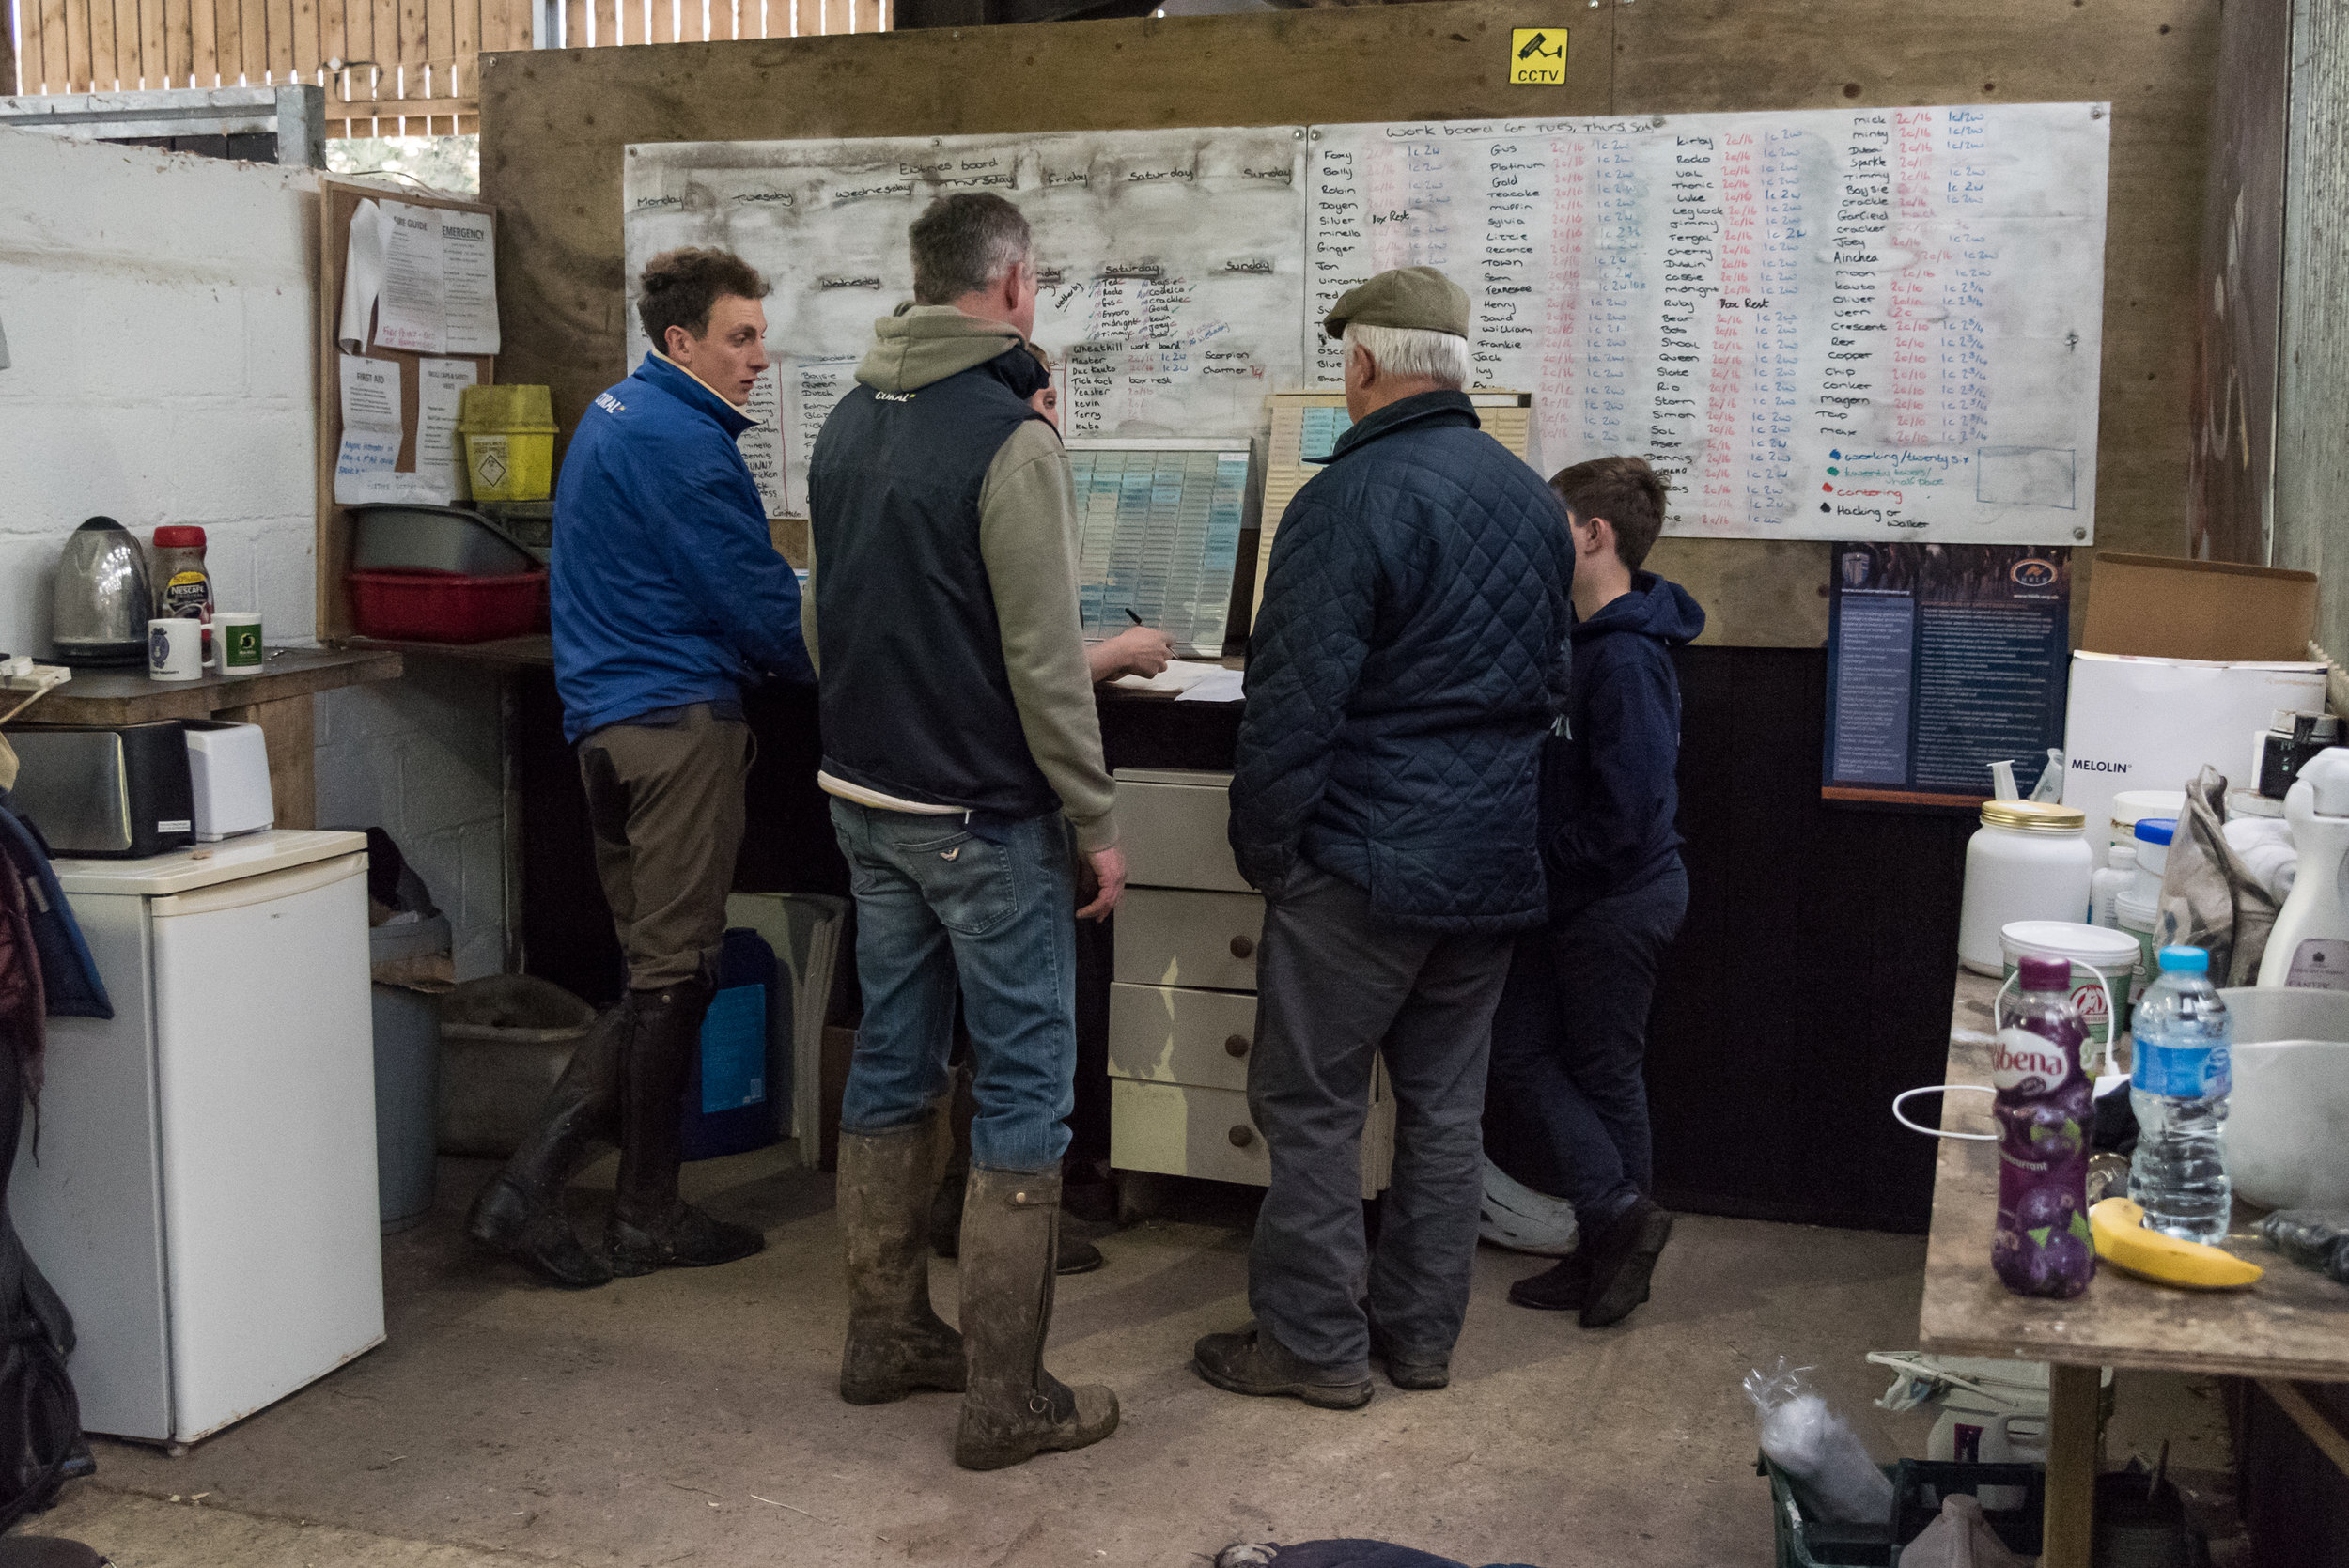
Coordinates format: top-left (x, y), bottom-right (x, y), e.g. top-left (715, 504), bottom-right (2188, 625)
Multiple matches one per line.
top-left (605, 979), bottom-right (768, 1277)
top-left (952, 1168), bottom-right (1119, 1471)
top-left (839, 1102), bottom-right (966, 1405)
top-left (465, 1003), bottom-right (627, 1289)
top-left (934, 1151), bottom-right (1102, 1274)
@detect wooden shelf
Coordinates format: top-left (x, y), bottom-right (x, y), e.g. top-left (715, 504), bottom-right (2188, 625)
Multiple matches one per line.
top-left (27, 646), bottom-right (401, 728)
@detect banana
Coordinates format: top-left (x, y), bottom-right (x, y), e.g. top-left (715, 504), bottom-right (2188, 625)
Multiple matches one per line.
top-left (2089, 1198), bottom-right (2263, 1291)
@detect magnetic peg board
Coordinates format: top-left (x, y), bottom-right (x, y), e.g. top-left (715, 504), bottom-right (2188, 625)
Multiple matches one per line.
top-left (1254, 391), bottom-right (1532, 624)
top-left (1067, 438), bottom-right (1252, 658)
top-left (1307, 104), bottom-right (2111, 545)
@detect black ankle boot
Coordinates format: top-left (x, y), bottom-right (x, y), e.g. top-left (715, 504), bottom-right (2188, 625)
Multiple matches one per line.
top-left (1507, 1250), bottom-right (1592, 1312)
top-left (465, 1005), bottom-right (626, 1289)
top-left (1579, 1198), bottom-right (1673, 1328)
top-left (605, 979), bottom-right (767, 1277)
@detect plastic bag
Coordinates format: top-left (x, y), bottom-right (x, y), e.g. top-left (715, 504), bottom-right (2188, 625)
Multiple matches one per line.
top-left (2256, 1208), bottom-right (2349, 1283)
top-left (1898, 1494), bottom-right (2026, 1568)
top-left (1744, 1358), bottom-right (1894, 1524)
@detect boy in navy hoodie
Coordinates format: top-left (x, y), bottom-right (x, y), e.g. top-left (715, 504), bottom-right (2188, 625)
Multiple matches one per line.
top-left (1485, 455), bottom-right (1704, 1328)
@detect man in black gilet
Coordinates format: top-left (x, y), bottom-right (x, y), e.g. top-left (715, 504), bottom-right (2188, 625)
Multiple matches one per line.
top-left (806, 193), bottom-right (1124, 1471)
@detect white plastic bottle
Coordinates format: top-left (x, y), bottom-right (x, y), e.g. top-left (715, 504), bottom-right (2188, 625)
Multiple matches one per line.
top-left (2128, 946), bottom-right (2233, 1245)
top-left (2090, 842), bottom-right (2137, 928)
top-left (2260, 748), bottom-right (2349, 990)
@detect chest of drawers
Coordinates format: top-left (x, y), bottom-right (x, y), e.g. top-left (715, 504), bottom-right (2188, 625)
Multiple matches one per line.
top-left (1108, 768), bottom-right (1393, 1197)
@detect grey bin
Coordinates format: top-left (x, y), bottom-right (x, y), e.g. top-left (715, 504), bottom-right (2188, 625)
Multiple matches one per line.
top-left (370, 914), bottom-right (453, 1233)
top-left (437, 976), bottom-right (598, 1159)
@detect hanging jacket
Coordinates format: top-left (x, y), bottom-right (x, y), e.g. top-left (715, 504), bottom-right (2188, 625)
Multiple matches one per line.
top-left (1540, 571), bottom-right (1705, 922)
top-left (0, 804), bottom-right (108, 1025)
top-left (806, 304), bottom-right (1117, 849)
top-left (1230, 389), bottom-right (1573, 934)
top-left (551, 353), bottom-right (815, 745)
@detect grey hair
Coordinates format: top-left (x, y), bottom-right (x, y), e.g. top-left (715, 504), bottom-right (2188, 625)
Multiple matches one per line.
top-left (1343, 321), bottom-right (1470, 389)
top-left (909, 193), bottom-right (1033, 305)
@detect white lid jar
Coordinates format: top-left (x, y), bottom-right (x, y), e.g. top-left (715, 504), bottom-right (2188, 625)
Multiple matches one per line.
top-left (1958, 800), bottom-right (2095, 975)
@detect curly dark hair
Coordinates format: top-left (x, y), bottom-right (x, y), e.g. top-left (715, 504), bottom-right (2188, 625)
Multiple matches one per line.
top-left (637, 247), bottom-right (770, 349)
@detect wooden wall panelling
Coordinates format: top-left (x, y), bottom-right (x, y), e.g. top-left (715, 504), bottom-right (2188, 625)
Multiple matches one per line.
top-left (141, 0), bottom-right (170, 85)
top-left (2188, 0), bottom-right (2287, 567)
top-left (1612, 0), bottom-right (2220, 644)
top-left (481, 0), bottom-right (2217, 651)
top-left (480, 1), bottom-right (1609, 499)
top-left (2273, 0), bottom-right (2349, 661)
top-left (87, 0), bottom-right (117, 87)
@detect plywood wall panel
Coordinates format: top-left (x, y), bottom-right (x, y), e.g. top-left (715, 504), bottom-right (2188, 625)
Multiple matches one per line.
top-left (480, 0), bottom-right (2216, 648)
top-left (2273, 0), bottom-right (2349, 660)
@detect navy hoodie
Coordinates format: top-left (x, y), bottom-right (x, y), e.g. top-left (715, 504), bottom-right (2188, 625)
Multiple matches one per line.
top-left (1541, 571), bottom-right (1705, 922)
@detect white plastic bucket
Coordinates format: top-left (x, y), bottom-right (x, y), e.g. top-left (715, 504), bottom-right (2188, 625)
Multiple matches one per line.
top-left (2000, 920), bottom-right (2139, 1058)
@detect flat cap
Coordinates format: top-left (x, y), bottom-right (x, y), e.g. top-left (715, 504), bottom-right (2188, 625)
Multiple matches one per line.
top-left (1322, 265), bottom-right (1471, 341)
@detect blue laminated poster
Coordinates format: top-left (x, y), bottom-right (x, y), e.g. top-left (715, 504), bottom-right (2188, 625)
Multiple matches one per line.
top-left (698, 984), bottom-right (768, 1113)
top-left (1823, 543), bottom-right (2070, 806)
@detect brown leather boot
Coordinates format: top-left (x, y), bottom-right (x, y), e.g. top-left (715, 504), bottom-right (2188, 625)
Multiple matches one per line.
top-left (605, 979), bottom-right (767, 1277)
top-left (465, 1004), bottom-right (626, 1289)
top-left (838, 1102), bottom-right (966, 1405)
top-left (952, 1168), bottom-right (1118, 1470)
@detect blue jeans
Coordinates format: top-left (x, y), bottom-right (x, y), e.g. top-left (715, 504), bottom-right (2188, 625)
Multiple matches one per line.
top-left (831, 799), bottom-right (1077, 1173)
top-left (1483, 862), bottom-right (1688, 1232)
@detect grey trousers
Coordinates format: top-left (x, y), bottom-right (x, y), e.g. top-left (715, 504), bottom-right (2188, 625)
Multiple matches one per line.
top-left (1246, 865), bottom-right (1517, 1372)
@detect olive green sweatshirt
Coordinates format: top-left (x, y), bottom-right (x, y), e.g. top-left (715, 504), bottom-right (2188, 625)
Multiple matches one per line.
top-left (803, 304), bottom-right (1117, 851)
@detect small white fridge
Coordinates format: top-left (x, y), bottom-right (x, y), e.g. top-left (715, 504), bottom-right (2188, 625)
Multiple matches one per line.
top-left (14, 830), bottom-right (386, 1447)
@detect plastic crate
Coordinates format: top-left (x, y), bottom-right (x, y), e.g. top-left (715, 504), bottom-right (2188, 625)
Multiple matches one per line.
top-left (1761, 1455), bottom-right (2046, 1568)
top-left (348, 569), bottom-right (548, 644)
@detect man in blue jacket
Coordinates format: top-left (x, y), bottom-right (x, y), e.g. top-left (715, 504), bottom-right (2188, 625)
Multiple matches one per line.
top-left (1196, 268), bottom-right (1573, 1409)
top-left (467, 247), bottom-right (814, 1289)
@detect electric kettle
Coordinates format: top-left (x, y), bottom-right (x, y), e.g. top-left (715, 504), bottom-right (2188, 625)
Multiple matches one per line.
top-left (50, 517), bottom-right (153, 667)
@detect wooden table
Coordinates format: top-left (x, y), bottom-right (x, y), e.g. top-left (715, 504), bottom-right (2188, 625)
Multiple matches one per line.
top-left (23, 646), bottom-right (402, 827)
top-left (1919, 969), bottom-right (2349, 1567)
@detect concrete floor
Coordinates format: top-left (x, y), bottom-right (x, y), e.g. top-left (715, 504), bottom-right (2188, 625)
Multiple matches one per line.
top-left (32, 1151), bottom-right (1965, 1567)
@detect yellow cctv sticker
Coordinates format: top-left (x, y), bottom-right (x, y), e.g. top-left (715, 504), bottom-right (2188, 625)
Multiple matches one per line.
top-left (1510, 28), bottom-right (1567, 85)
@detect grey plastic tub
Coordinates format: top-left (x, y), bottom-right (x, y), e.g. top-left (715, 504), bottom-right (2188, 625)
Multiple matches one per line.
top-left (350, 504), bottom-right (536, 576)
top-left (370, 914), bottom-right (452, 1232)
top-left (437, 975), bottom-right (598, 1158)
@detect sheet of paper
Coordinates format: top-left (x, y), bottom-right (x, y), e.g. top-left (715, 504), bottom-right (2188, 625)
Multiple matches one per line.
top-left (1174, 667), bottom-right (1248, 705)
top-left (439, 210), bottom-right (500, 355)
top-left (337, 199), bottom-right (384, 354)
top-left (1109, 659), bottom-right (1232, 694)
top-left (374, 200), bottom-right (446, 353)
top-left (334, 352), bottom-right (456, 506)
top-left (339, 352), bottom-right (401, 428)
top-left (416, 357), bottom-right (479, 493)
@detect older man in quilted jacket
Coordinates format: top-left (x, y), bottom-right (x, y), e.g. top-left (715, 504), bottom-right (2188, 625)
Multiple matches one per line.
top-left (1194, 267), bottom-right (1573, 1409)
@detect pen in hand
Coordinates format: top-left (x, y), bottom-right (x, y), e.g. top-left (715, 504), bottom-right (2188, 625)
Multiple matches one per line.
top-left (1124, 608), bottom-right (1144, 627)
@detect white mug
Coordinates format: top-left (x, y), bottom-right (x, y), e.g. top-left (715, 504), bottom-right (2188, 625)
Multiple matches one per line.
top-left (148, 617), bottom-right (203, 681)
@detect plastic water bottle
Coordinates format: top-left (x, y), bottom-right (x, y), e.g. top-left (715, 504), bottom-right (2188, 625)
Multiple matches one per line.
top-left (2127, 945), bottom-right (2233, 1244)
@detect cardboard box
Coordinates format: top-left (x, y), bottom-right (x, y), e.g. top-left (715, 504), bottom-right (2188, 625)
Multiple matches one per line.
top-left (2082, 553), bottom-right (2319, 662)
top-left (2061, 652), bottom-right (2327, 836)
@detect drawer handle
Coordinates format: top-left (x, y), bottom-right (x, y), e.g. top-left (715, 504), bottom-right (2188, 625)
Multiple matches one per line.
top-left (1228, 1125), bottom-right (1255, 1148)
top-left (1224, 1032), bottom-right (1251, 1058)
top-left (1229, 935), bottom-right (1255, 959)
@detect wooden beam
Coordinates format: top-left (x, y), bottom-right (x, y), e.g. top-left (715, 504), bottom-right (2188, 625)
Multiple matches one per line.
top-left (2042, 1362), bottom-right (2100, 1568)
top-left (2259, 1379), bottom-right (2349, 1480)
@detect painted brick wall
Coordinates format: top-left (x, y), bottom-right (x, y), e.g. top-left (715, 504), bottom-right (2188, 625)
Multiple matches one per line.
top-left (0, 127), bottom-right (508, 977)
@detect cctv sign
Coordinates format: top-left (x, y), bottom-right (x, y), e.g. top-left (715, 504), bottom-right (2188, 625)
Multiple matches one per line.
top-left (1509, 28), bottom-right (1568, 85)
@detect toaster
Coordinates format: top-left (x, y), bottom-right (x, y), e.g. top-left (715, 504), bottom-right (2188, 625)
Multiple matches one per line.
top-left (8, 722), bottom-right (196, 859)
top-left (182, 721), bottom-right (275, 841)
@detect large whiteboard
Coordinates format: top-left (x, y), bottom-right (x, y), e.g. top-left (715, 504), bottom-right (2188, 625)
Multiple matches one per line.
top-left (624, 129), bottom-right (1307, 516)
top-left (622, 104), bottom-right (2109, 545)
top-left (1310, 105), bottom-right (2110, 543)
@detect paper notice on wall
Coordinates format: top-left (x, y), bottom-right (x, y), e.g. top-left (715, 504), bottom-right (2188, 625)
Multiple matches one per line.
top-left (335, 353), bottom-right (450, 505)
top-left (337, 199), bottom-right (385, 354)
top-left (739, 368), bottom-right (786, 517)
top-left (439, 211), bottom-right (499, 355)
top-left (417, 357), bottom-right (480, 494)
top-left (374, 200), bottom-right (447, 353)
